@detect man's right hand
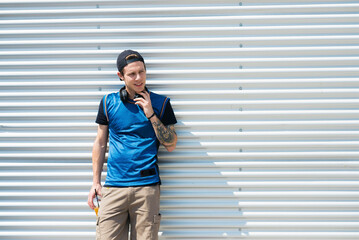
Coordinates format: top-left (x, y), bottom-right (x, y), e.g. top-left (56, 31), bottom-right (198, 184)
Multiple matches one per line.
top-left (87, 184), bottom-right (102, 209)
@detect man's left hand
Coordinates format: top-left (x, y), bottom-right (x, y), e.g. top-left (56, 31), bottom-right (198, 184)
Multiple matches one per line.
top-left (134, 91), bottom-right (155, 118)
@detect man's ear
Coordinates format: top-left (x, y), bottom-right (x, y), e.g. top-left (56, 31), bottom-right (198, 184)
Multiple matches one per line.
top-left (117, 72), bottom-right (123, 81)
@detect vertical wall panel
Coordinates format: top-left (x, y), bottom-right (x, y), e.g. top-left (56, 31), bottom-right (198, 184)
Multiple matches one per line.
top-left (0, 0), bottom-right (358, 239)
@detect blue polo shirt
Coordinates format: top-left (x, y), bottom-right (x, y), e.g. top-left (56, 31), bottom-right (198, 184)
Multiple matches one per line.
top-left (95, 91), bottom-right (177, 187)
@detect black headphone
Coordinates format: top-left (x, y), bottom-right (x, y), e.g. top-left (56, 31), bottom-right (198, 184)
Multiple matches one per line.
top-left (120, 86), bottom-right (149, 102)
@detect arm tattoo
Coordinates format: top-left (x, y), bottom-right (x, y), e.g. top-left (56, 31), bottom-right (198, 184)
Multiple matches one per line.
top-left (152, 119), bottom-right (176, 146)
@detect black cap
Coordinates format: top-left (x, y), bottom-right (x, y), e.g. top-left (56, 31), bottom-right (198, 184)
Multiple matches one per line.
top-left (116, 50), bottom-right (145, 72)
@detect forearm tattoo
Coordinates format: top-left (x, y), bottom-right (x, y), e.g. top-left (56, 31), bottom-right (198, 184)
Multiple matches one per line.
top-left (151, 119), bottom-right (176, 146)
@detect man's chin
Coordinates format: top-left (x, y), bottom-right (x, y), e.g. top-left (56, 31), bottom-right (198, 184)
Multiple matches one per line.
top-left (135, 86), bottom-right (145, 93)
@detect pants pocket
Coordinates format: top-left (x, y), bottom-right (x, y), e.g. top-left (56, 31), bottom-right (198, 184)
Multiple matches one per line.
top-left (151, 213), bottom-right (161, 240)
top-left (96, 217), bottom-right (101, 240)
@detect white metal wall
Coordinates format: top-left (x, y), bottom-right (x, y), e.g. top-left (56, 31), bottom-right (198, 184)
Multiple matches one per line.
top-left (0, 0), bottom-right (359, 239)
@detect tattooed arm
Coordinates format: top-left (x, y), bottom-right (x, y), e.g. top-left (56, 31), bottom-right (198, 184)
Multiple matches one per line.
top-left (149, 116), bottom-right (177, 152)
top-left (134, 91), bottom-right (177, 152)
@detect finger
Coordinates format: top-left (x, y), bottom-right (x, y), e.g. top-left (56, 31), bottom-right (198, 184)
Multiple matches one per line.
top-left (88, 195), bottom-right (95, 209)
top-left (142, 91), bottom-right (150, 99)
top-left (134, 97), bottom-right (144, 102)
top-left (135, 91), bottom-right (146, 99)
top-left (87, 189), bottom-right (97, 209)
top-left (134, 100), bottom-right (144, 108)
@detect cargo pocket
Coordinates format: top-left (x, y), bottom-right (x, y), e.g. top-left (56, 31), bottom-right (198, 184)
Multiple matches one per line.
top-left (150, 213), bottom-right (161, 240)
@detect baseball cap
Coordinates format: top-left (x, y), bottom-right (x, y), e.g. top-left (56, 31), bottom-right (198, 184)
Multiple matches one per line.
top-left (116, 50), bottom-right (145, 72)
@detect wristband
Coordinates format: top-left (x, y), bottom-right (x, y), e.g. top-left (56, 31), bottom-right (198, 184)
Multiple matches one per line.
top-left (147, 112), bottom-right (156, 120)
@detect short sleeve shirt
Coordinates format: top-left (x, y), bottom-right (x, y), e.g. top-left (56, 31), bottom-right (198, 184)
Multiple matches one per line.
top-left (95, 91), bottom-right (177, 187)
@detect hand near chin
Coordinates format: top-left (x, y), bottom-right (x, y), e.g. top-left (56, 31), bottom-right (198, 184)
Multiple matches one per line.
top-left (134, 91), bottom-right (154, 118)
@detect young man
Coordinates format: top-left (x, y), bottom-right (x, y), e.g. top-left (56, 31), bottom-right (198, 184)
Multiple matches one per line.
top-left (87, 50), bottom-right (177, 240)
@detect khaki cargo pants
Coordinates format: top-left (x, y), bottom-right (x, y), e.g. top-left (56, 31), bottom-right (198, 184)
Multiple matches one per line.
top-left (96, 184), bottom-right (161, 240)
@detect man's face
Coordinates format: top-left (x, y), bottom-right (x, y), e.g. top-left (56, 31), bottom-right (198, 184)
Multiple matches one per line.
top-left (118, 61), bottom-right (146, 97)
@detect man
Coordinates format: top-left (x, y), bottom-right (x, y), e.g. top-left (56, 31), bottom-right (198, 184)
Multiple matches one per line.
top-left (87, 50), bottom-right (177, 240)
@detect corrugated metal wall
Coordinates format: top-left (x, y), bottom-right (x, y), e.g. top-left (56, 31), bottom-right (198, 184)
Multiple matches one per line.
top-left (1, 0), bottom-right (359, 239)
